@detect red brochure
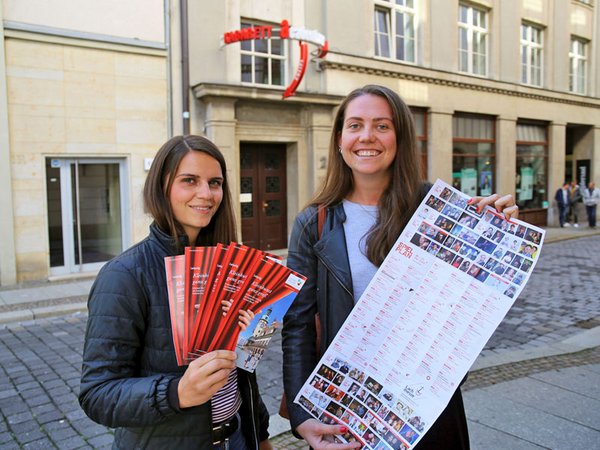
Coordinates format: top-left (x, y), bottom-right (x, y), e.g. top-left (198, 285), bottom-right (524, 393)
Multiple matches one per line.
top-left (164, 243), bottom-right (306, 371)
top-left (184, 246), bottom-right (215, 358)
top-left (164, 254), bottom-right (186, 365)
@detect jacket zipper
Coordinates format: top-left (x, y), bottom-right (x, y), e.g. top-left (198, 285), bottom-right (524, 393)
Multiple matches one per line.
top-left (316, 253), bottom-right (354, 299)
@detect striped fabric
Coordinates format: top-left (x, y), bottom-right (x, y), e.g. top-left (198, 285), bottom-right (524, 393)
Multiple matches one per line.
top-left (211, 369), bottom-right (242, 424)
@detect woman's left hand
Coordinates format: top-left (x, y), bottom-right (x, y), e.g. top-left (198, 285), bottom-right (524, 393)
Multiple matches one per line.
top-left (220, 300), bottom-right (256, 331)
top-left (469, 193), bottom-right (519, 220)
top-left (237, 309), bottom-right (255, 331)
top-left (259, 439), bottom-right (274, 450)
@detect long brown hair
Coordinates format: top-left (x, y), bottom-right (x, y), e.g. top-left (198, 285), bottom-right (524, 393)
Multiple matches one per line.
top-left (312, 85), bottom-right (423, 266)
top-left (143, 135), bottom-right (237, 247)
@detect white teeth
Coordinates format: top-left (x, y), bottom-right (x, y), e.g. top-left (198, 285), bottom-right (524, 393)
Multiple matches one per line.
top-left (356, 150), bottom-right (380, 156)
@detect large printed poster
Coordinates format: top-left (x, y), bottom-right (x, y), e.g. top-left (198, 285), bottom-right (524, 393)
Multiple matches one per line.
top-left (294, 180), bottom-right (544, 449)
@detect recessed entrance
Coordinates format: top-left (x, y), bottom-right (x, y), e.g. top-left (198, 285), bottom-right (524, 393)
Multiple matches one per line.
top-left (240, 143), bottom-right (287, 250)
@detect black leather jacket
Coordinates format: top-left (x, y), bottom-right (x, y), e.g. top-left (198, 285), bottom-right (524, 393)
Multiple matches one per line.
top-left (282, 203), bottom-right (355, 430)
top-left (79, 223), bottom-right (269, 449)
top-left (282, 201), bottom-right (469, 449)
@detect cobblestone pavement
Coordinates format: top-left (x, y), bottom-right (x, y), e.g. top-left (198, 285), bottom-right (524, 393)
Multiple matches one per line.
top-left (483, 235), bottom-right (600, 353)
top-left (0, 236), bottom-right (598, 449)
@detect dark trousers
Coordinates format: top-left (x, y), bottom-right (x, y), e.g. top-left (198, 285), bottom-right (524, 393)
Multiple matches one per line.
top-left (558, 205), bottom-right (568, 227)
top-left (414, 388), bottom-right (470, 449)
top-left (586, 205), bottom-right (597, 228)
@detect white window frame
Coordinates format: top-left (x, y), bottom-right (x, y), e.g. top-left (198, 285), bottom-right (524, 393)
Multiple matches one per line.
top-left (569, 37), bottom-right (587, 94)
top-left (521, 23), bottom-right (543, 87)
top-left (240, 21), bottom-right (287, 87)
top-left (374, 0), bottom-right (416, 63)
top-left (458, 3), bottom-right (488, 76)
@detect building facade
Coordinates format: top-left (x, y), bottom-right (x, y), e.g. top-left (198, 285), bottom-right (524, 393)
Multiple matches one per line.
top-left (1, 0), bottom-right (599, 285)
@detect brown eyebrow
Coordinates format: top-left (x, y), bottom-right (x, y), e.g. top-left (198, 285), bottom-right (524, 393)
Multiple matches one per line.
top-left (344, 116), bottom-right (393, 122)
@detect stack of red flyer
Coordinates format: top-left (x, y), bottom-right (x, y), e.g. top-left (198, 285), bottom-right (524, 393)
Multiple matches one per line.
top-left (164, 242), bottom-right (306, 372)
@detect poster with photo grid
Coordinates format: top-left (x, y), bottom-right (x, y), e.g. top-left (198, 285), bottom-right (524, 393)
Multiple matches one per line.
top-left (293, 179), bottom-right (545, 450)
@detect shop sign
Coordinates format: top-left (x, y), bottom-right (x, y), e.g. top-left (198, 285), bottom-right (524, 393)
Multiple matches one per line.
top-left (223, 20), bottom-right (328, 98)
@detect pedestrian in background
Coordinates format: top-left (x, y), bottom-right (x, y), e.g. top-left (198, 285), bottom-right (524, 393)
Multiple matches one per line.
top-left (568, 180), bottom-right (582, 227)
top-left (79, 135), bottom-right (272, 450)
top-left (282, 84), bottom-right (519, 450)
top-left (582, 181), bottom-right (600, 229)
top-left (554, 182), bottom-right (570, 227)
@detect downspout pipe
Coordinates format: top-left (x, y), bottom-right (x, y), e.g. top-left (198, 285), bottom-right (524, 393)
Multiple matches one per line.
top-left (180, 0), bottom-right (190, 134)
top-left (165, 0), bottom-right (173, 137)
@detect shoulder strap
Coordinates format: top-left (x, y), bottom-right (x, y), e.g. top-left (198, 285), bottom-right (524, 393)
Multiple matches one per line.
top-left (317, 204), bottom-right (327, 238)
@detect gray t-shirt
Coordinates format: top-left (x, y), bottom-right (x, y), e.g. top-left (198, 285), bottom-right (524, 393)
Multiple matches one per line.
top-left (342, 199), bottom-right (379, 303)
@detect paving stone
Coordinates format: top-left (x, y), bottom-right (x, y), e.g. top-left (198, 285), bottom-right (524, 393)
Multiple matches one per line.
top-left (24, 394), bottom-right (51, 408)
top-left (466, 420), bottom-right (545, 450)
top-left (9, 419), bottom-right (38, 434)
top-left (6, 411), bottom-right (33, 425)
top-left (36, 409), bottom-right (66, 425)
top-left (464, 387), bottom-right (600, 450)
top-left (0, 431), bottom-right (13, 444)
top-left (54, 435), bottom-right (87, 450)
top-left (46, 425), bottom-right (77, 442)
top-left (0, 389), bottom-right (18, 400)
top-left (86, 433), bottom-right (114, 448)
top-left (23, 439), bottom-right (57, 450)
top-left (14, 427), bottom-right (46, 445)
top-left (477, 376), bottom-right (600, 429)
top-left (529, 365), bottom-right (600, 399)
top-left (0, 398), bottom-right (29, 415)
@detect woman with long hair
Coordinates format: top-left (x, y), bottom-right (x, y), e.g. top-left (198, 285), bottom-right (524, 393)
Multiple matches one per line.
top-left (282, 85), bottom-right (518, 449)
top-left (80, 135), bottom-right (273, 449)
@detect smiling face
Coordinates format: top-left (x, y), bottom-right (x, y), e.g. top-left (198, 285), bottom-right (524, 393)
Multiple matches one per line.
top-left (168, 151), bottom-right (224, 243)
top-left (338, 94), bottom-right (397, 183)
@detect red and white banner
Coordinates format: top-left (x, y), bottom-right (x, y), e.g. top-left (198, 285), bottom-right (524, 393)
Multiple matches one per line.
top-left (223, 19), bottom-right (328, 98)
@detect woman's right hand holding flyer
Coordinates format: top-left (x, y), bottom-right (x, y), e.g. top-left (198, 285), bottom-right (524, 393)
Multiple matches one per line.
top-left (296, 419), bottom-right (362, 449)
top-left (177, 350), bottom-right (236, 408)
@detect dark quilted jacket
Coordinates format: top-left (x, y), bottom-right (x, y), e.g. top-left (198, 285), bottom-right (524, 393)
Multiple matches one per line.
top-left (79, 223), bottom-right (269, 449)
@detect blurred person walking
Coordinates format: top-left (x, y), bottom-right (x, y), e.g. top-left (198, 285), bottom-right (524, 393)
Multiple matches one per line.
top-left (582, 181), bottom-right (600, 229)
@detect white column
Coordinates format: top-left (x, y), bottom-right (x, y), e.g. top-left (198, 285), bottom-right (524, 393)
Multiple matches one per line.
top-left (548, 122), bottom-right (567, 225)
top-left (593, 126), bottom-right (600, 184)
top-left (202, 97), bottom-right (239, 234)
top-left (428, 110), bottom-right (453, 184)
top-left (0, 0), bottom-right (17, 285)
top-left (496, 117), bottom-right (517, 197)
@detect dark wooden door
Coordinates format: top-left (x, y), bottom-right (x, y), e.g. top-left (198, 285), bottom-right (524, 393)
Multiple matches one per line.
top-left (240, 144), bottom-right (287, 250)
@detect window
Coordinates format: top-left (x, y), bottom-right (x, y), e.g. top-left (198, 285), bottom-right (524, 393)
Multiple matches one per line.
top-left (374, 0), bottom-right (416, 62)
top-left (452, 114), bottom-right (495, 197)
top-left (521, 23), bottom-right (543, 86)
top-left (516, 123), bottom-right (548, 210)
top-left (458, 4), bottom-right (488, 75)
top-left (240, 21), bottom-right (286, 86)
top-left (569, 37), bottom-right (587, 94)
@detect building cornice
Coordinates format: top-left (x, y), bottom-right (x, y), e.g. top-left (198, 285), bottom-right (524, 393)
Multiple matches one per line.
top-left (321, 60), bottom-right (600, 110)
top-left (3, 21), bottom-right (166, 56)
top-left (192, 83), bottom-right (343, 106)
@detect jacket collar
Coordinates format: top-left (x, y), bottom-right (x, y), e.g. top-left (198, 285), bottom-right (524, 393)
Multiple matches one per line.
top-left (149, 222), bottom-right (190, 256)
